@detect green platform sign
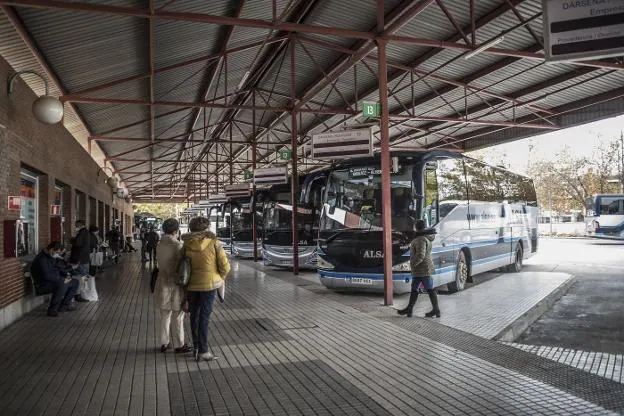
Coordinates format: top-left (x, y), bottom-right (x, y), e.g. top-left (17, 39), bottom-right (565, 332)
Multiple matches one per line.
top-left (278, 149), bottom-right (291, 161)
top-left (244, 169), bottom-right (253, 180)
top-left (362, 101), bottom-right (380, 118)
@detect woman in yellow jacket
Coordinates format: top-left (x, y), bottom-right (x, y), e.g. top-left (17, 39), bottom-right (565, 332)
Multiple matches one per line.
top-left (181, 217), bottom-right (231, 361)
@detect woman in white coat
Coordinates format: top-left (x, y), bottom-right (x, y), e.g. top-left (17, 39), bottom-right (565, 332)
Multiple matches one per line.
top-left (155, 218), bottom-right (191, 353)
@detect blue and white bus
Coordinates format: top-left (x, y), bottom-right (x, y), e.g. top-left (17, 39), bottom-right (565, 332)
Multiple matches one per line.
top-left (262, 171), bottom-right (328, 269)
top-left (585, 194), bottom-right (624, 240)
top-left (224, 195), bottom-right (263, 259)
top-left (317, 151), bottom-right (538, 294)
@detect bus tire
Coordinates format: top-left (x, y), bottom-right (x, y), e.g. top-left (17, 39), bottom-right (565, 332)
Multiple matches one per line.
top-left (506, 244), bottom-right (523, 273)
top-left (448, 250), bottom-right (469, 293)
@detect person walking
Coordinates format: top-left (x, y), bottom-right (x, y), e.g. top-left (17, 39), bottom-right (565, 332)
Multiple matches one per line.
top-left (106, 226), bottom-right (122, 264)
top-left (145, 227), bottom-right (160, 263)
top-left (397, 219), bottom-right (440, 318)
top-left (181, 217), bottom-right (230, 361)
top-left (155, 219), bottom-right (192, 354)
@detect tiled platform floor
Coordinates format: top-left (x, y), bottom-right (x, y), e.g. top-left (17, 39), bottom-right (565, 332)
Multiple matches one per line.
top-left (506, 343), bottom-right (624, 384)
top-left (245, 263), bottom-right (572, 339)
top-left (0, 256), bottom-right (623, 415)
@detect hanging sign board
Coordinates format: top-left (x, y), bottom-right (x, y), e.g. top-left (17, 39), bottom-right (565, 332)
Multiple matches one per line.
top-left (224, 183), bottom-right (251, 198)
top-left (208, 194), bottom-right (228, 205)
top-left (543, 0), bottom-right (624, 62)
top-left (311, 128), bottom-right (373, 160)
top-left (8, 196), bottom-right (21, 211)
top-left (254, 167), bottom-right (288, 185)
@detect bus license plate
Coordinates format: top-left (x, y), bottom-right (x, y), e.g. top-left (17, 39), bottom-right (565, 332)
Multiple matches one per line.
top-left (350, 278), bottom-right (373, 285)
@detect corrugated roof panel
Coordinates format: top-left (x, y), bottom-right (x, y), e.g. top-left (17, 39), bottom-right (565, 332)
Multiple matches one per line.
top-left (154, 19), bottom-right (222, 69)
top-left (15, 8), bottom-right (148, 92)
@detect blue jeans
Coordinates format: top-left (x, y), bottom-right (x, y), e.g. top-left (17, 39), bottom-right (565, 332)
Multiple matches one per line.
top-left (411, 276), bottom-right (433, 292)
top-left (77, 263), bottom-right (90, 276)
top-left (187, 290), bottom-right (216, 354)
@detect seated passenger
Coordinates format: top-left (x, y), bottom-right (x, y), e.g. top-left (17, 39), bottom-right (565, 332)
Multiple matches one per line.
top-left (31, 242), bottom-right (80, 317)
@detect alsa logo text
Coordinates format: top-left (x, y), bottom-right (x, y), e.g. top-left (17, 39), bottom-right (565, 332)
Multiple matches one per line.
top-left (362, 250), bottom-right (383, 258)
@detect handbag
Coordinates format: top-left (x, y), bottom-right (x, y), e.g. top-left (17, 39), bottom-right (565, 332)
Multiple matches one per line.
top-left (176, 250), bottom-right (191, 287)
top-left (150, 267), bottom-right (159, 293)
top-left (90, 250), bottom-right (104, 267)
top-left (81, 276), bottom-right (99, 301)
top-left (214, 242), bottom-right (225, 303)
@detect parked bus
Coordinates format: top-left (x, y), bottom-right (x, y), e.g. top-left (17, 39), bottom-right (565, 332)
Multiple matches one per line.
top-left (317, 151), bottom-right (538, 294)
top-left (225, 194), bottom-right (264, 258)
top-left (585, 194), bottom-right (624, 239)
top-left (262, 171), bottom-right (328, 268)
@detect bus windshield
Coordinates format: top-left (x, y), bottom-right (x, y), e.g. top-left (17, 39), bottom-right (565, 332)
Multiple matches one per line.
top-left (320, 165), bottom-right (416, 233)
top-left (232, 211), bottom-right (253, 231)
top-left (264, 202), bottom-right (314, 232)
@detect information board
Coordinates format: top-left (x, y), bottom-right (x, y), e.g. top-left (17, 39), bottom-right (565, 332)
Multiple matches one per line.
top-left (543, 0), bottom-right (624, 62)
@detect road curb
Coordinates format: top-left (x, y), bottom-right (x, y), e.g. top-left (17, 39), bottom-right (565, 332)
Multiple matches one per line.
top-left (493, 275), bottom-right (577, 342)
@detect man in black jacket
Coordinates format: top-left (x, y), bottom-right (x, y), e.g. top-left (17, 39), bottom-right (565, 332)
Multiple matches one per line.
top-left (31, 242), bottom-right (79, 317)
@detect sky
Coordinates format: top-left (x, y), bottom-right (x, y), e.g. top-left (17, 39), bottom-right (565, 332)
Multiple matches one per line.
top-left (466, 114), bottom-right (624, 175)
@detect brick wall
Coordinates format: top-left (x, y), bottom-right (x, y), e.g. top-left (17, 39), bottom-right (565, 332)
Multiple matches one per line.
top-left (0, 54), bottom-right (134, 309)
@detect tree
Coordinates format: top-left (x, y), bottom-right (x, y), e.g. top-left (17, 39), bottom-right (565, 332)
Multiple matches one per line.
top-left (133, 203), bottom-right (184, 220)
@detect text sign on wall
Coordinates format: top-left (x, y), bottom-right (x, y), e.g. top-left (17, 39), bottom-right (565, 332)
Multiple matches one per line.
top-left (543, 0), bottom-right (624, 62)
top-left (8, 196), bottom-right (21, 211)
top-left (311, 128), bottom-right (373, 160)
top-left (254, 167), bottom-right (288, 185)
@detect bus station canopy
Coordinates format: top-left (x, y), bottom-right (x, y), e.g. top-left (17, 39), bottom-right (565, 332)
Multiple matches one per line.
top-left (1, 0), bottom-right (623, 202)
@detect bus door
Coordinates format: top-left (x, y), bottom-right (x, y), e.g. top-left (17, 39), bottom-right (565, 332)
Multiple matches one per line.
top-left (502, 204), bottom-right (515, 263)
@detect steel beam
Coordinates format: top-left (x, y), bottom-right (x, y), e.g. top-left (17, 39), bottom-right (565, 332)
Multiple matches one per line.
top-left (378, 0), bottom-right (393, 307)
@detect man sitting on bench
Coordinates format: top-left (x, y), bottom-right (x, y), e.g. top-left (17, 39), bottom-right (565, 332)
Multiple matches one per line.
top-left (31, 241), bottom-right (80, 317)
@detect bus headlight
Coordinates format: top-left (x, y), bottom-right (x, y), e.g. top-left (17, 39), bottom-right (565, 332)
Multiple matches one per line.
top-left (392, 261), bottom-right (411, 272)
top-left (316, 256), bottom-right (334, 270)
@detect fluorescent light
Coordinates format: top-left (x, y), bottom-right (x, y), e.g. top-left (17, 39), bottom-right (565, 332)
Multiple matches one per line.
top-left (464, 36), bottom-right (504, 60)
top-left (237, 71), bottom-right (250, 90)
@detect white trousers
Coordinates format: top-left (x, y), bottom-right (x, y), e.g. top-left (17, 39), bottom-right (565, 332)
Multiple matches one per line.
top-left (160, 309), bottom-right (185, 347)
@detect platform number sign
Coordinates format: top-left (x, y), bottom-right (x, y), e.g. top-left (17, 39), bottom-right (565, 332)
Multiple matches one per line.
top-left (362, 102), bottom-right (380, 118)
top-left (278, 149), bottom-right (291, 161)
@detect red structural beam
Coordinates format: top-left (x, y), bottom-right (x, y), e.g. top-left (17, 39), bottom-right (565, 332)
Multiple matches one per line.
top-left (60, 96), bottom-right (356, 115)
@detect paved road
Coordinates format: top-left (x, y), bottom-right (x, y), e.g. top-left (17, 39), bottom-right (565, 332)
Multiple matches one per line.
top-left (519, 238), bottom-right (624, 355)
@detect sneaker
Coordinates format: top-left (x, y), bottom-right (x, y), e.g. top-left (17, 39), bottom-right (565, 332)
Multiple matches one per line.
top-left (47, 308), bottom-right (59, 317)
top-left (59, 304), bottom-right (77, 312)
top-left (174, 344), bottom-right (192, 354)
top-left (197, 352), bottom-right (217, 362)
top-left (74, 295), bottom-right (90, 303)
top-left (160, 344), bottom-right (170, 353)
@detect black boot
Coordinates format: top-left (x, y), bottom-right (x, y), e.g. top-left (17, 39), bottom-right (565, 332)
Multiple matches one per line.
top-left (397, 292), bottom-right (418, 317)
top-left (425, 289), bottom-right (441, 318)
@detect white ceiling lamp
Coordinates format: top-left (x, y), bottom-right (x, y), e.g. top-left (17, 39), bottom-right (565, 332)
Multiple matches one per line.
top-left (7, 70), bottom-right (64, 125)
top-left (236, 71), bottom-right (251, 91)
top-left (464, 36), bottom-right (505, 60)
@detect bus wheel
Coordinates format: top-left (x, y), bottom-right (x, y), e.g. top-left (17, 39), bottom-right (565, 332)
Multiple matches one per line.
top-left (506, 244), bottom-right (523, 273)
top-left (448, 251), bottom-right (468, 293)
